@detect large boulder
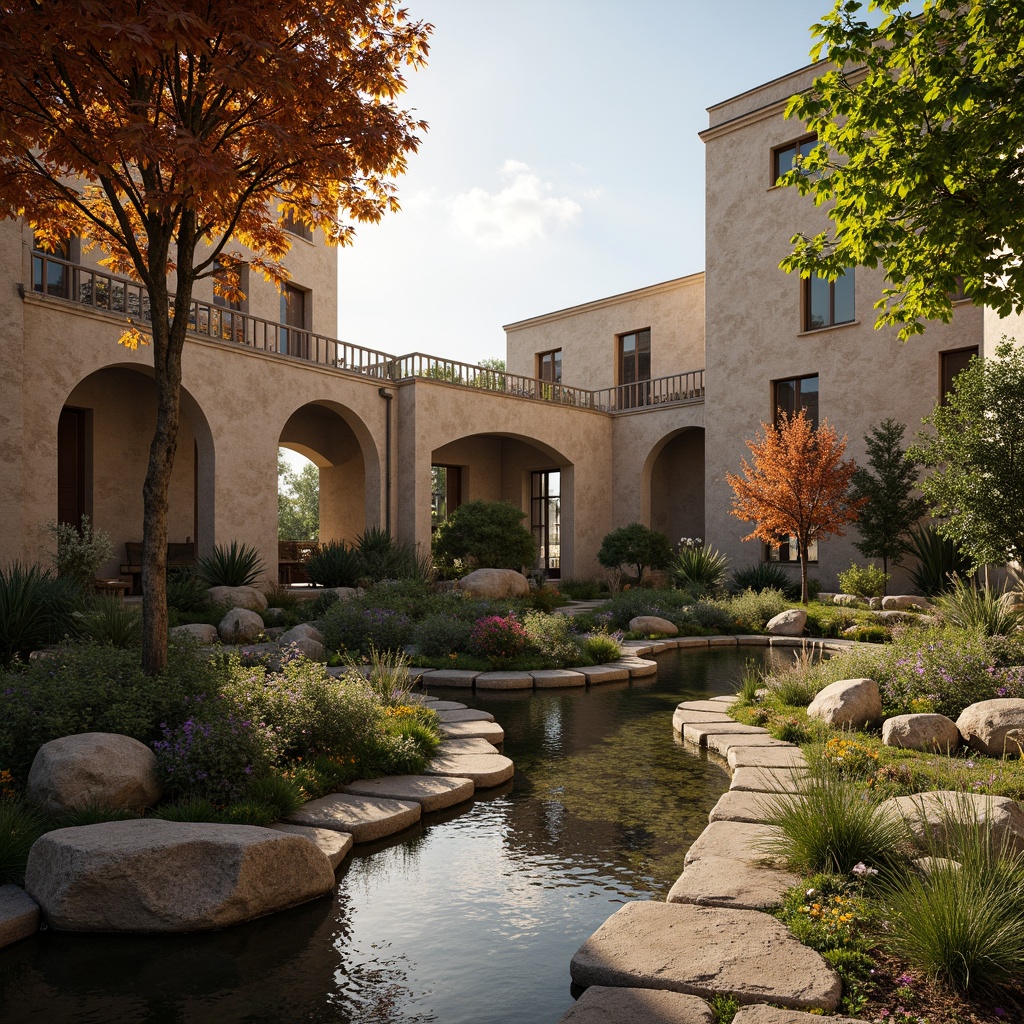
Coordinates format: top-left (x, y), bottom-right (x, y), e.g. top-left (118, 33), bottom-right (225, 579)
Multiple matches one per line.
top-left (806, 678), bottom-right (881, 729)
top-left (880, 791), bottom-right (1024, 856)
top-left (832, 594), bottom-right (860, 607)
top-left (206, 585), bottom-right (268, 612)
top-left (26, 733), bottom-right (161, 814)
top-left (25, 820), bottom-right (335, 932)
top-left (218, 607), bottom-right (265, 644)
top-left (629, 615), bottom-right (679, 637)
top-left (957, 698), bottom-right (1024, 758)
top-left (765, 609), bottom-right (806, 637)
top-left (882, 714), bottom-right (961, 753)
top-left (169, 622), bottom-right (218, 644)
top-left (280, 636), bottom-right (326, 663)
top-left (882, 595), bottom-right (929, 611)
top-left (456, 568), bottom-right (530, 600)
top-left (279, 623), bottom-right (325, 646)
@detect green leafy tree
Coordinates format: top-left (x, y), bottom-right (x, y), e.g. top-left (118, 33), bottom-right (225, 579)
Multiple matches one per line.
top-left (779, 1), bottom-right (1024, 340)
top-left (278, 452), bottom-right (320, 542)
top-left (597, 523), bottom-right (673, 585)
top-left (909, 340), bottom-right (1024, 569)
top-left (432, 500), bottom-right (537, 572)
top-left (848, 419), bottom-right (926, 586)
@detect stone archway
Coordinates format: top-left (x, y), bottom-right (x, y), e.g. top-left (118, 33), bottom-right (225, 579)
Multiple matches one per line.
top-left (644, 427), bottom-right (705, 546)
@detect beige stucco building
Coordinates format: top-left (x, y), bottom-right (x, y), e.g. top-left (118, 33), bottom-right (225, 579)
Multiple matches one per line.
top-left (2, 58), bottom-right (1020, 593)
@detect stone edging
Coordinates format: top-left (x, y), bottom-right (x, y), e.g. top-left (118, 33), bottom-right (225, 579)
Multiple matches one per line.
top-left (562, 635), bottom-right (868, 1024)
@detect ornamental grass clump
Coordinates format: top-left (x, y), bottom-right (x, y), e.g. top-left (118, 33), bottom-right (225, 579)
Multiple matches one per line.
top-left (0, 799), bottom-right (50, 885)
top-left (195, 541), bottom-right (265, 588)
top-left (936, 576), bottom-right (1024, 637)
top-left (763, 771), bottom-right (911, 875)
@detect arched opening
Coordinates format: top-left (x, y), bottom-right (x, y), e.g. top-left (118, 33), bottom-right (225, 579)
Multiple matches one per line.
top-left (277, 402), bottom-right (380, 583)
top-left (647, 427), bottom-right (705, 546)
top-left (59, 366), bottom-right (215, 586)
top-left (430, 432), bottom-right (573, 579)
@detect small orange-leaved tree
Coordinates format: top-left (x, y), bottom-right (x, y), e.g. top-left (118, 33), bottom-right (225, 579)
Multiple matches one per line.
top-left (726, 410), bottom-right (865, 604)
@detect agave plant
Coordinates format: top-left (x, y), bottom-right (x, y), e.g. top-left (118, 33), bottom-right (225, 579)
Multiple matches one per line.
top-left (0, 562), bottom-right (82, 665)
top-left (906, 524), bottom-right (972, 597)
top-left (75, 594), bottom-right (143, 648)
top-left (671, 542), bottom-right (729, 596)
top-left (305, 539), bottom-right (363, 588)
top-left (195, 541), bottom-right (265, 588)
top-left (728, 562), bottom-right (801, 601)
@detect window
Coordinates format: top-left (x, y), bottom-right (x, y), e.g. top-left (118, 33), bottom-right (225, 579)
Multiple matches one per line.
top-left (618, 328), bottom-right (651, 408)
top-left (213, 257), bottom-right (245, 312)
top-left (537, 349), bottom-right (562, 383)
top-left (531, 470), bottom-right (560, 578)
top-left (767, 535), bottom-right (818, 564)
top-left (940, 347), bottom-right (978, 406)
top-left (32, 234), bottom-right (71, 297)
top-left (280, 283), bottom-right (308, 356)
top-left (773, 134), bottom-right (817, 182)
top-left (773, 374), bottom-right (818, 429)
top-left (282, 211), bottom-right (313, 241)
top-left (431, 465), bottom-right (462, 527)
top-left (804, 269), bottom-right (854, 331)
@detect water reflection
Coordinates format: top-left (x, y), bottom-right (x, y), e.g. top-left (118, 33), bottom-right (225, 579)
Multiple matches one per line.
top-left (0, 648), bottom-right (761, 1024)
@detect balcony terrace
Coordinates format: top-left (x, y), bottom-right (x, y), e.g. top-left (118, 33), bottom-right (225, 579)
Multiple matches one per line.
top-left (30, 252), bottom-right (705, 414)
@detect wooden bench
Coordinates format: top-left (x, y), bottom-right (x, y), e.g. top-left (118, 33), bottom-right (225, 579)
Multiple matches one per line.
top-left (120, 541), bottom-right (196, 595)
top-left (278, 540), bottom-right (319, 585)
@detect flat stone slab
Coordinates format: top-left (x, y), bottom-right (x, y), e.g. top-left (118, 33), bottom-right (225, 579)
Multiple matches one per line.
top-left (735, 635), bottom-right (770, 647)
top-left (733, 1007), bottom-right (864, 1024)
top-left (707, 637), bottom-right (738, 647)
top-left (728, 745), bottom-right (808, 770)
top-left (705, 734), bottom-right (793, 758)
top-left (683, 721), bottom-right (768, 748)
top-left (434, 709), bottom-right (496, 724)
top-left (672, 709), bottom-right (735, 732)
top-left (570, 902), bottom-right (840, 1010)
top-left (421, 700), bottom-right (469, 711)
top-left (709, 790), bottom-right (797, 824)
top-left (532, 669), bottom-right (587, 688)
top-left (286, 793), bottom-right (420, 843)
top-left (675, 637), bottom-right (710, 648)
top-left (558, 985), bottom-right (714, 1023)
top-left (424, 670), bottom-right (479, 688)
top-left (571, 664), bottom-right (630, 683)
top-left (439, 719), bottom-right (505, 745)
top-left (710, 695), bottom-right (739, 705)
top-left (424, 751), bottom-right (515, 788)
top-left (667, 857), bottom-right (801, 911)
top-left (345, 774), bottom-right (474, 812)
top-left (730, 767), bottom-right (806, 794)
top-left (0, 885), bottom-right (39, 948)
top-left (268, 824), bottom-right (353, 869)
top-left (684, 821), bottom-right (783, 866)
top-left (439, 737), bottom-right (498, 755)
top-left (678, 700), bottom-right (737, 714)
top-left (613, 658), bottom-right (658, 677)
top-left (475, 671), bottom-right (534, 690)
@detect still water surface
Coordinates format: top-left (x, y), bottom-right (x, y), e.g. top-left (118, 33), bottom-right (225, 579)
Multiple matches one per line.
top-left (0, 647), bottom-right (782, 1024)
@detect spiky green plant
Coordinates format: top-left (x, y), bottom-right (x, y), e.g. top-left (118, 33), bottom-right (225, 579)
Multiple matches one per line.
top-left (728, 562), bottom-right (801, 601)
top-left (906, 524), bottom-right (972, 597)
top-left (0, 800), bottom-right (51, 884)
top-left (305, 539), bottom-right (363, 588)
top-left (75, 594), bottom-right (143, 648)
top-left (196, 541), bottom-right (265, 588)
top-left (0, 561), bottom-right (82, 665)
top-left (671, 543), bottom-right (730, 596)
top-left (935, 575), bottom-right (1024, 637)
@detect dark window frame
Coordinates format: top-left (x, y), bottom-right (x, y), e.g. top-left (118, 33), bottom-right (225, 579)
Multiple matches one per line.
top-left (803, 269), bottom-right (855, 331)
top-left (537, 348), bottom-right (562, 383)
top-left (772, 373), bottom-right (819, 429)
top-left (940, 346), bottom-right (978, 406)
top-left (282, 211), bottom-right (313, 242)
top-left (772, 133), bottom-right (818, 184)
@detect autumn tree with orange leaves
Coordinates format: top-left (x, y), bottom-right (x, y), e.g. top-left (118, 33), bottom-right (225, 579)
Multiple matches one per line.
top-left (0, 2), bottom-right (430, 672)
top-left (727, 411), bottom-right (865, 604)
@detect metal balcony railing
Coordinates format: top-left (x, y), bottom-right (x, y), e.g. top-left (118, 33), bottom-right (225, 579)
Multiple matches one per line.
top-left (29, 253), bottom-right (705, 413)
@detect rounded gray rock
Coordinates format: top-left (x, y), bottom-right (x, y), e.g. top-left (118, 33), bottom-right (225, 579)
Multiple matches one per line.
top-left (168, 622), bottom-right (218, 644)
top-left (27, 732), bottom-right (161, 814)
top-left (218, 607), bottom-right (265, 643)
top-left (956, 698), bottom-right (1024, 757)
top-left (882, 713), bottom-right (960, 752)
top-left (765, 609), bottom-right (806, 637)
top-left (881, 790), bottom-right (1024, 855)
top-left (807, 678), bottom-right (881, 728)
top-left (628, 615), bottom-right (679, 636)
top-left (206, 585), bottom-right (268, 612)
top-left (456, 568), bottom-right (530, 599)
top-left (278, 623), bottom-right (326, 646)
top-left (25, 820), bottom-right (335, 932)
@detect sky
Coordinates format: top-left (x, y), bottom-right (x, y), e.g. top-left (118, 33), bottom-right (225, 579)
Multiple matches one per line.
top-left (335, 0), bottom-right (839, 366)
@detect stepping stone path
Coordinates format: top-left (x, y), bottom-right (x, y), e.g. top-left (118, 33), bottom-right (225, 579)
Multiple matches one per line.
top-left (424, 751), bottom-right (514, 788)
top-left (733, 1008), bottom-right (864, 1024)
top-left (557, 985), bottom-right (714, 1023)
top-left (569, 902), bottom-right (841, 1010)
top-left (439, 719), bottom-right (504, 745)
top-left (532, 669), bottom-right (587, 688)
top-left (345, 775), bottom-right (474, 812)
top-left (0, 885), bottom-right (40, 949)
top-left (286, 793), bottom-right (421, 843)
top-left (269, 824), bottom-right (353, 870)
top-left (434, 708), bottom-right (496, 724)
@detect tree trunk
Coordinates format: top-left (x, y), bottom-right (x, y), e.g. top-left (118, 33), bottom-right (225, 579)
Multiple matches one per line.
top-left (882, 553), bottom-right (889, 596)
top-left (799, 537), bottom-right (809, 606)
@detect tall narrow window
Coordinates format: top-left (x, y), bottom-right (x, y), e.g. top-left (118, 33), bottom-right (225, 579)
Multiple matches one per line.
top-left (282, 211), bottom-right (313, 241)
top-left (213, 257), bottom-right (244, 311)
top-left (431, 465), bottom-right (462, 528)
top-left (804, 270), bottom-right (854, 331)
top-left (940, 347), bottom-right (978, 406)
top-left (280, 283), bottom-right (307, 357)
top-left (32, 235), bottom-right (70, 298)
top-left (618, 329), bottom-right (651, 408)
top-left (773, 374), bottom-right (819, 429)
top-left (57, 407), bottom-right (88, 527)
top-left (531, 470), bottom-right (560, 578)
top-left (772, 134), bottom-right (817, 182)
top-left (538, 349), bottom-right (562, 383)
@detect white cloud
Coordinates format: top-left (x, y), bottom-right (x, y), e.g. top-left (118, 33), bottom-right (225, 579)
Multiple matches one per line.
top-left (448, 161), bottom-right (582, 248)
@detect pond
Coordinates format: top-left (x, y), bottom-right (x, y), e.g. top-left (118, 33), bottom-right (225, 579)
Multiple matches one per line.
top-left (0, 647), bottom-right (786, 1023)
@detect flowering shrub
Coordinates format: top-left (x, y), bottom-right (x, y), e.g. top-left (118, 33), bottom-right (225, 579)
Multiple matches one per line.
top-left (151, 695), bottom-right (282, 803)
top-left (470, 615), bottom-right (532, 665)
top-left (818, 737), bottom-right (879, 781)
top-left (779, 873), bottom-right (872, 954)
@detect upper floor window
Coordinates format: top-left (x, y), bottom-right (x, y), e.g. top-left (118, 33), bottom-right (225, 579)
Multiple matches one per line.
top-left (282, 211), bottom-right (313, 241)
top-left (213, 257), bottom-right (246, 312)
top-left (773, 134), bottom-right (817, 182)
top-left (804, 269), bottom-right (854, 331)
top-left (940, 347), bottom-right (978, 406)
top-left (32, 234), bottom-right (71, 297)
top-left (280, 282), bottom-right (308, 356)
top-left (773, 373), bottom-right (819, 430)
top-left (537, 349), bottom-right (562, 383)
top-left (618, 329), bottom-right (651, 385)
